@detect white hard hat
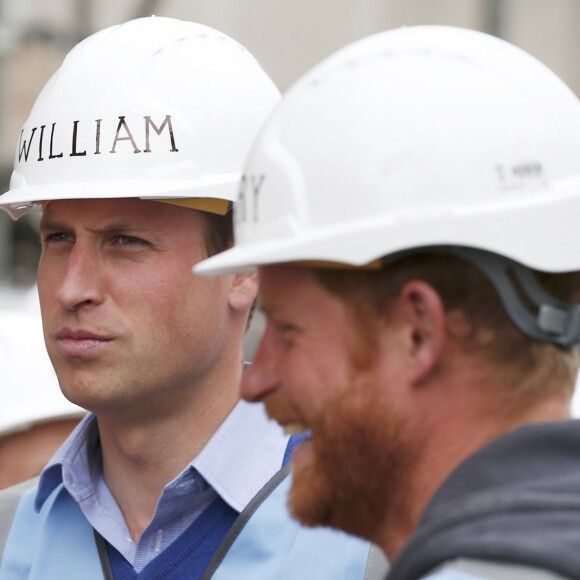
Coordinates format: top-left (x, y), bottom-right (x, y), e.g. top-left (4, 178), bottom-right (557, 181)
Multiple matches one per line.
top-left (196, 25), bottom-right (580, 277)
top-left (0, 290), bottom-right (84, 437)
top-left (0, 16), bottom-right (280, 220)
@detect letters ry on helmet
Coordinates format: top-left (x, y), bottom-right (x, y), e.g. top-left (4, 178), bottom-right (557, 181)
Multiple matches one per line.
top-left (237, 174), bottom-right (265, 224)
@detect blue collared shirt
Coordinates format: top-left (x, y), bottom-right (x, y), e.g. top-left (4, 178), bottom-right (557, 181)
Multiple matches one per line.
top-left (36, 400), bottom-right (289, 572)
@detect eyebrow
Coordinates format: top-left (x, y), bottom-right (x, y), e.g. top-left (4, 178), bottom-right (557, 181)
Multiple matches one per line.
top-left (39, 217), bottom-right (157, 235)
top-left (39, 217), bottom-right (69, 232)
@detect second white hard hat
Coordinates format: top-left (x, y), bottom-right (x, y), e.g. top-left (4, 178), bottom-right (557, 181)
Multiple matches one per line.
top-left (0, 289), bottom-right (84, 437)
top-left (196, 25), bottom-right (580, 276)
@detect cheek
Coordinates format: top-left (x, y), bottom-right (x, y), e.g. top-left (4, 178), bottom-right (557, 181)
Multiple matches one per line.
top-left (37, 258), bottom-right (56, 300)
top-left (141, 260), bottom-right (223, 306)
top-left (37, 275), bottom-right (59, 319)
top-left (285, 350), bottom-right (352, 415)
top-left (153, 275), bottom-right (230, 338)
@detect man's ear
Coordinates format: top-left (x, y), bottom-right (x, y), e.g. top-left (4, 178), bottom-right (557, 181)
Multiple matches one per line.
top-left (397, 280), bottom-right (446, 386)
top-left (228, 272), bottom-right (259, 312)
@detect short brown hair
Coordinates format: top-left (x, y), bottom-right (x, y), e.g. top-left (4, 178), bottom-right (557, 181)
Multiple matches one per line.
top-left (199, 207), bottom-right (257, 328)
top-left (200, 205), bottom-right (234, 257)
top-left (313, 253), bottom-right (580, 403)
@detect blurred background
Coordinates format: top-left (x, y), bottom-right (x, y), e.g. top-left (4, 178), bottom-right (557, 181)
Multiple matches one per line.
top-left (2, 0), bottom-right (580, 291)
top-left (1, 0), bottom-right (580, 403)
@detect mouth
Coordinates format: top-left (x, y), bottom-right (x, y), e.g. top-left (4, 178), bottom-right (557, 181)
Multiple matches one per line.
top-left (282, 422), bottom-right (310, 436)
top-left (57, 327), bottom-right (113, 340)
top-left (55, 327), bottom-right (114, 357)
top-left (264, 396), bottom-right (310, 437)
top-left (267, 412), bottom-right (313, 466)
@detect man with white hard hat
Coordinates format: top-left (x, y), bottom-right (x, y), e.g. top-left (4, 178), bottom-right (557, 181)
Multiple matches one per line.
top-left (0, 17), bottom-right (382, 579)
top-left (197, 26), bottom-right (580, 579)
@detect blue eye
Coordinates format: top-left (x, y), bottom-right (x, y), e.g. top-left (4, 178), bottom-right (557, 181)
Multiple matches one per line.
top-left (117, 235), bottom-right (147, 246)
top-left (43, 232), bottom-right (74, 244)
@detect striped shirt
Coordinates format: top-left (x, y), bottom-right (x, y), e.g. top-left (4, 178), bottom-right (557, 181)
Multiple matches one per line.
top-left (35, 400), bottom-right (290, 572)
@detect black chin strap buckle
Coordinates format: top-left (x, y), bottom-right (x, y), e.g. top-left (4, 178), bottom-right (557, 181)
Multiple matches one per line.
top-left (381, 246), bottom-right (580, 348)
top-left (538, 303), bottom-right (580, 347)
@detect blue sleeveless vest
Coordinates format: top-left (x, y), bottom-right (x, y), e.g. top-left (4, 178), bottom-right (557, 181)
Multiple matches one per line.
top-left (0, 469), bottom-right (386, 579)
top-left (209, 468), bottom-right (376, 579)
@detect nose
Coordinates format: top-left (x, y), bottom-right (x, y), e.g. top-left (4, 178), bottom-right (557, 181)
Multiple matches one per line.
top-left (242, 325), bottom-right (282, 403)
top-left (53, 243), bottom-right (105, 310)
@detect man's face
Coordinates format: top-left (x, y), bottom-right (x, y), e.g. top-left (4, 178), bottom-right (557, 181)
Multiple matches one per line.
top-left (38, 198), bottom-right (238, 420)
top-left (242, 265), bottom-right (417, 543)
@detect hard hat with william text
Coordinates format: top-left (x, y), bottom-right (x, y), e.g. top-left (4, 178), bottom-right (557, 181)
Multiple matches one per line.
top-left (0, 16), bottom-right (280, 220)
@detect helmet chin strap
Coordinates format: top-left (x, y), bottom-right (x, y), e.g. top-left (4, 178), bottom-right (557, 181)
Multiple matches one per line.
top-left (381, 246), bottom-right (580, 348)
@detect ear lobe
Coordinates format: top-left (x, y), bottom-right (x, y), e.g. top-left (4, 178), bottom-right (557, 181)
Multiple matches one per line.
top-left (228, 272), bottom-right (259, 312)
top-left (399, 281), bottom-right (446, 385)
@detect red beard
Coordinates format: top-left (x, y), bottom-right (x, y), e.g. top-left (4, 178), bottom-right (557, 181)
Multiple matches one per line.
top-left (269, 373), bottom-right (420, 546)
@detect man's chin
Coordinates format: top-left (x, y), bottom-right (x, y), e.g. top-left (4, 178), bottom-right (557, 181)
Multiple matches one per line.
top-left (287, 448), bottom-right (335, 529)
top-left (288, 465), bottom-right (381, 544)
top-left (286, 430), bottom-right (390, 543)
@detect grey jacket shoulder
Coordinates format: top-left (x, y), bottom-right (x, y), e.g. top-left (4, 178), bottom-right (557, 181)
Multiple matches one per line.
top-left (427, 558), bottom-right (571, 579)
top-left (0, 477), bottom-right (39, 558)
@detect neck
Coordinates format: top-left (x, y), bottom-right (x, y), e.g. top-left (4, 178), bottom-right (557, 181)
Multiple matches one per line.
top-left (377, 373), bottom-right (571, 561)
top-left (97, 363), bottom-right (241, 542)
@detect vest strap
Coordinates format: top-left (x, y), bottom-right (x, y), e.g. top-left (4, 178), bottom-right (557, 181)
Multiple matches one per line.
top-left (94, 530), bottom-right (114, 580)
top-left (201, 464), bottom-right (291, 579)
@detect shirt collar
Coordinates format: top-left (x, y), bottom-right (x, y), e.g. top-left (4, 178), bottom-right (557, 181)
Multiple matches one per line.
top-left (35, 413), bottom-right (99, 510)
top-left (36, 400), bottom-right (288, 514)
top-left (193, 399), bottom-right (290, 512)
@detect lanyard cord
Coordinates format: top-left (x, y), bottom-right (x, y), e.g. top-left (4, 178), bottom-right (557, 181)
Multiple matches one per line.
top-left (93, 529), bottom-right (115, 580)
